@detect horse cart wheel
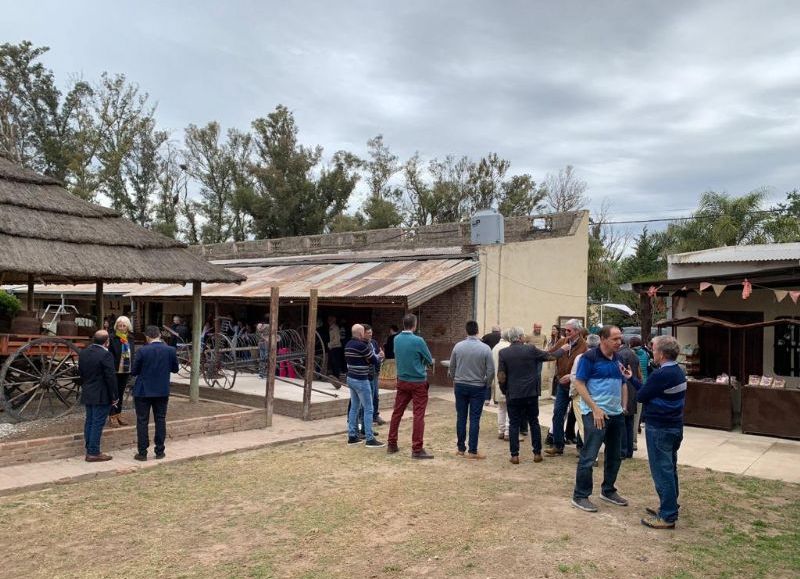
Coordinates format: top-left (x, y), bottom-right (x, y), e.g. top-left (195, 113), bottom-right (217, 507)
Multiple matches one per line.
top-left (0, 337), bottom-right (81, 422)
top-left (202, 333), bottom-right (237, 390)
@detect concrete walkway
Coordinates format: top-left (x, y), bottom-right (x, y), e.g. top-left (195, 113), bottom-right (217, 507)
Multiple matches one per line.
top-left (0, 412), bottom-right (348, 497)
top-left (428, 387), bottom-right (800, 484)
top-left (2, 387), bottom-right (799, 497)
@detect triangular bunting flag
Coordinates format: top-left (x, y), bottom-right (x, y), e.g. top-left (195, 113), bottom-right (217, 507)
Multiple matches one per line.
top-left (712, 284), bottom-right (727, 297)
top-left (790, 291), bottom-right (800, 304)
top-left (774, 290), bottom-right (788, 303)
top-left (699, 282), bottom-right (711, 292)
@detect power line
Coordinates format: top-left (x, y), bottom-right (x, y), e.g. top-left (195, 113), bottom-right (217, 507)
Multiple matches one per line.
top-left (600, 208), bottom-right (790, 226)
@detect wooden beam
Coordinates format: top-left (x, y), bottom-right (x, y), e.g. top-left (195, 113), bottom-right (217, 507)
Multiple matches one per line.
top-left (27, 274), bottom-right (34, 312)
top-left (190, 281), bottom-right (202, 402)
top-left (265, 287), bottom-right (280, 426)
top-left (639, 292), bottom-right (652, 344)
top-left (302, 289), bottom-right (319, 421)
top-left (95, 280), bottom-right (104, 327)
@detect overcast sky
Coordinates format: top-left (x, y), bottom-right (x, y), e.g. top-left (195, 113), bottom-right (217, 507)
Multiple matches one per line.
top-left (2, 0), bottom-right (798, 227)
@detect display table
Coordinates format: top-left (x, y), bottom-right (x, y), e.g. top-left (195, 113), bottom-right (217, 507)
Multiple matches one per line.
top-left (683, 379), bottom-right (735, 430)
top-left (741, 386), bottom-right (800, 439)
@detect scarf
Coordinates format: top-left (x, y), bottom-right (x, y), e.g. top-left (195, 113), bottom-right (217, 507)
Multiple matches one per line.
top-left (116, 330), bottom-right (131, 373)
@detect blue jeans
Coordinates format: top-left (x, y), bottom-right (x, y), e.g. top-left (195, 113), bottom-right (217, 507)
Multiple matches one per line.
top-left (356, 373), bottom-right (382, 430)
top-left (507, 396), bottom-right (542, 456)
top-left (573, 412), bottom-right (624, 500)
top-left (552, 385), bottom-right (571, 450)
top-left (347, 376), bottom-right (374, 440)
top-left (84, 403), bottom-right (111, 456)
top-left (258, 343), bottom-right (269, 377)
top-left (621, 413), bottom-right (636, 458)
top-left (454, 383), bottom-right (486, 453)
top-left (646, 425), bottom-right (683, 522)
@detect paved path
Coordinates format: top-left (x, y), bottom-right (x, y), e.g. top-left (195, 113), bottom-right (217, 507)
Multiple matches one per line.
top-left (429, 387), bottom-right (800, 484)
top-left (2, 387), bottom-right (798, 497)
top-left (0, 412), bottom-right (348, 497)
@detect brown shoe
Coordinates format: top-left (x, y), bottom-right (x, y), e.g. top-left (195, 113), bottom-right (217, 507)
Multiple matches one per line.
top-left (466, 452), bottom-right (486, 460)
top-left (386, 444), bottom-right (399, 454)
top-left (497, 432), bottom-right (505, 440)
top-left (503, 434), bottom-right (509, 441)
top-left (107, 415), bottom-right (120, 428)
top-left (411, 449), bottom-right (434, 460)
top-left (641, 515), bottom-right (675, 529)
top-left (456, 450), bottom-right (465, 456)
top-left (544, 447), bottom-right (563, 457)
top-left (533, 453), bottom-right (543, 463)
top-left (509, 456), bottom-right (520, 464)
top-left (115, 414), bottom-right (128, 426)
top-left (85, 453), bottom-right (113, 462)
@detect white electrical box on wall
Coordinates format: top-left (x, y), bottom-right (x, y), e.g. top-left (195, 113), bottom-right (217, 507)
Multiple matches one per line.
top-left (470, 209), bottom-right (505, 245)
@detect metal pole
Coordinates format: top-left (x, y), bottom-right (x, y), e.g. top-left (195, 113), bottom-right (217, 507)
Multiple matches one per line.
top-left (95, 280), bottom-right (104, 327)
top-left (27, 274), bottom-right (34, 312)
top-left (302, 289), bottom-right (318, 420)
top-left (265, 287), bottom-right (280, 426)
top-left (190, 281), bottom-right (202, 402)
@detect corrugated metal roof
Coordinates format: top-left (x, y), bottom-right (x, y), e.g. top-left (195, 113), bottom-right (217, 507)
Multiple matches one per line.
top-left (126, 258), bottom-right (479, 309)
top-left (210, 246), bottom-right (470, 267)
top-left (668, 243), bottom-right (800, 264)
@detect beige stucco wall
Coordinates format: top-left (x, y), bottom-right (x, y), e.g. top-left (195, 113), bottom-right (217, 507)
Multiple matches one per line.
top-left (674, 288), bottom-right (800, 387)
top-left (475, 212), bottom-right (589, 334)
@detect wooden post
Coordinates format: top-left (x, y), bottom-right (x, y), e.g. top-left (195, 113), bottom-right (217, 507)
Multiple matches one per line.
top-left (265, 287), bottom-right (280, 426)
top-left (27, 274), bottom-right (35, 312)
top-left (190, 281), bottom-right (202, 402)
top-left (302, 289), bottom-right (318, 421)
top-left (213, 301), bottom-right (221, 365)
top-left (95, 280), bottom-right (104, 327)
top-left (639, 292), bottom-right (652, 344)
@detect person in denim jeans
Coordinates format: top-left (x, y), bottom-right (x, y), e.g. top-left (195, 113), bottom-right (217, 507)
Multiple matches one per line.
top-left (344, 324), bottom-right (384, 448)
top-left (630, 335), bottom-right (687, 529)
top-left (545, 320), bottom-right (588, 457)
top-left (449, 321), bottom-right (495, 458)
top-left (571, 325), bottom-right (629, 512)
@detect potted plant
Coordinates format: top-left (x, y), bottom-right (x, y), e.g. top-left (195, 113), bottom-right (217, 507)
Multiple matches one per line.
top-left (0, 290), bottom-right (22, 333)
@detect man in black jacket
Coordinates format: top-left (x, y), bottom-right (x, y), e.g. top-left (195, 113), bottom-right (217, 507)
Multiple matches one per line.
top-left (78, 330), bottom-right (118, 462)
top-left (499, 326), bottom-right (568, 464)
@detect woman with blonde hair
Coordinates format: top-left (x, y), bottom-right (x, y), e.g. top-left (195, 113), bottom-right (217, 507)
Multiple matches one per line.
top-left (108, 315), bottom-right (135, 427)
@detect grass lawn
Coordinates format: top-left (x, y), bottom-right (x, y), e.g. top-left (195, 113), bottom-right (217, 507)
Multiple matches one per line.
top-left (1, 399), bottom-right (798, 578)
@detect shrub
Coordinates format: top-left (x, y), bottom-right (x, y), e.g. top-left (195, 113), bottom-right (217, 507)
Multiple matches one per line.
top-left (0, 290), bottom-right (22, 316)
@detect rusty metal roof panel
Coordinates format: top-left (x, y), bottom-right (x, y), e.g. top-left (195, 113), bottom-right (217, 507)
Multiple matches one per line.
top-left (123, 257), bottom-right (479, 303)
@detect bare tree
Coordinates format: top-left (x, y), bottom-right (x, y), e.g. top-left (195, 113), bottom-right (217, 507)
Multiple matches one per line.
top-left (545, 165), bottom-right (588, 212)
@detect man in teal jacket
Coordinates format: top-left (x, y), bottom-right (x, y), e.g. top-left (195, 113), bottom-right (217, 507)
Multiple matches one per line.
top-left (387, 313), bottom-right (434, 459)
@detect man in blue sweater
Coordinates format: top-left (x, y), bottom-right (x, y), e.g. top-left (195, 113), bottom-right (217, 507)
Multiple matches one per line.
top-left (628, 335), bottom-right (687, 529)
top-left (344, 324), bottom-right (385, 448)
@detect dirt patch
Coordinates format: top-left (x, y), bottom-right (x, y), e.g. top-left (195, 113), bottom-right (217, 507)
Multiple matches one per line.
top-left (0, 395), bottom-right (250, 442)
top-left (0, 399), bottom-right (797, 578)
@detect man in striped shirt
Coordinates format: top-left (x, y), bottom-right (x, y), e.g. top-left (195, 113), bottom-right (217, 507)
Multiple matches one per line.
top-left (345, 324), bottom-right (385, 448)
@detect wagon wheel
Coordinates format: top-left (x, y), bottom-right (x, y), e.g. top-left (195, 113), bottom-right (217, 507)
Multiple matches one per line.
top-left (0, 337), bottom-right (81, 422)
top-left (202, 333), bottom-right (237, 389)
top-left (294, 327), bottom-right (327, 381)
top-left (175, 340), bottom-right (193, 378)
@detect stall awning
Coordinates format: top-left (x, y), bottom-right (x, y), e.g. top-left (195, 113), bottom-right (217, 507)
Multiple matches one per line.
top-left (124, 257), bottom-right (479, 309)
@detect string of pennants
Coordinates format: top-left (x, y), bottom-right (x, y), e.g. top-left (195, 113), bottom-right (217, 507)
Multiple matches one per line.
top-left (647, 280), bottom-right (800, 303)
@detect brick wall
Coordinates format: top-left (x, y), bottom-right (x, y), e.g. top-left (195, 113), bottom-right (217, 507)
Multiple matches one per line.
top-left (0, 405), bottom-right (266, 467)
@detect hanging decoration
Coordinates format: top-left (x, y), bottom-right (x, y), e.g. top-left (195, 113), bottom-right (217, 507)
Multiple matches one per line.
top-left (711, 284), bottom-right (727, 297)
top-left (647, 285), bottom-right (662, 298)
top-left (774, 289), bottom-right (788, 303)
top-left (790, 291), bottom-right (800, 304)
top-left (696, 281), bottom-right (712, 295)
top-left (742, 279), bottom-right (752, 299)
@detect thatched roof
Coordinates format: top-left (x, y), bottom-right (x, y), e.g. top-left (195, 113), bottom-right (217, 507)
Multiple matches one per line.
top-left (0, 156), bottom-right (245, 284)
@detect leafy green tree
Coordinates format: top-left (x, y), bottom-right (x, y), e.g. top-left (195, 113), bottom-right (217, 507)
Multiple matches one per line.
top-left (617, 227), bottom-right (669, 283)
top-left (363, 134), bottom-right (403, 229)
top-left (329, 211), bottom-right (366, 233)
top-left (250, 105), bottom-right (360, 238)
top-left (0, 41), bottom-right (92, 185)
top-left (765, 189), bottom-right (800, 242)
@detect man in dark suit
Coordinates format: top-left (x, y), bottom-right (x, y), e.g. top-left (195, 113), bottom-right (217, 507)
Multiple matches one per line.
top-left (131, 325), bottom-right (179, 461)
top-left (499, 326), bottom-right (568, 464)
top-left (78, 330), bottom-right (118, 462)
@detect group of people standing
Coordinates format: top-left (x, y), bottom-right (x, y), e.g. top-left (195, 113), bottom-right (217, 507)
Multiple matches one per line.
top-left (78, 323), bottom-right (179, 463)
top-left (447, 319), bottom-right (687, 530)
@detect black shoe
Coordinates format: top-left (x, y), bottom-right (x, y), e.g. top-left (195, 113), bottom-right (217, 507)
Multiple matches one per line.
top-left (357, 432), bottom-right (366, 440)
top-left (374, 416), bottom-right (387, 426)
top-left (545, 433), bottom-right (554, 446)
top-left (365, 438), bottom-right (386, 448)
top-left (411, 449), bottom-right (434, 459)
top-left (133, 453), bottom-right (147, 461)
top-left (155, 452), bottom-right (165, 460)
top-left (347, 436), bottom-right (361, 445)
top-left (564, 437), bottom-right (576, 445)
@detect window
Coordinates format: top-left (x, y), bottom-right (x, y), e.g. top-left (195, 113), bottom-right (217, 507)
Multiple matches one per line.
top-left (774, 316), bottom-right (800, 377)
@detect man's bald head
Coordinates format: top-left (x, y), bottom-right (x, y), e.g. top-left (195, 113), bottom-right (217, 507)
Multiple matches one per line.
top-left (491, 325), bottom-right (501, 333)
top-left (351, 324), bottom-right (365, 339)
top-left (93, 330), bottom-right (109, 346)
